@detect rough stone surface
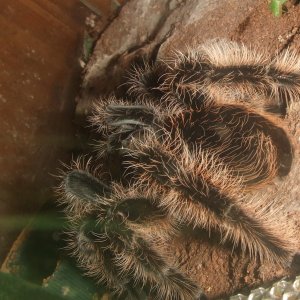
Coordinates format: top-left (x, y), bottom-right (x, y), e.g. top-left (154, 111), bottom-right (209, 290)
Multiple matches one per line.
top-left (78, 0), bottom-right (300, 116)
top-left (80, 0), bottom-right (171, 111)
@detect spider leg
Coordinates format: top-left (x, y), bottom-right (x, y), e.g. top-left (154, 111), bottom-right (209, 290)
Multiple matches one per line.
top-left (126, 59), bottom-right (202, 111)
top-left (161, 51), bottom-right (211, 109)
top-left (66, 221), bottom-right (135, 298)
top-left (89, 99), bottom-right (156, 156)
top-left (90, 96), bottom-right (184, 157)
top-left (105, 104), bottom-right (155, 129)
top-left (90, 96), bottom-right (183, 131)
top-left (162, 104), bottom-right (292, 187)
top-left (125, 129), bottom-right (298, 264)
top-left (59, 168), bottom-right (204, 300)
top-left (56, 158), bottom-right (111, 219)
top-left (215, 103), bottom-right (293, 178)
top-left (163, 40), bottom-right (300, 114)
top-left (126, 60), bottom-right (167, 102)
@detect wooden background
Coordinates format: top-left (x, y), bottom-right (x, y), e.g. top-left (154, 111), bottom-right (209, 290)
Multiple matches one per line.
top-left (0, 0), bottom-right (121, 263)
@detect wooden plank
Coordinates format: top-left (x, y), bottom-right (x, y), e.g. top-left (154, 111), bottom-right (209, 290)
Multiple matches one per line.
top-left (79, 0), bottom-right (126, 17)
top-left (0, 0), bottom-right (91, 263)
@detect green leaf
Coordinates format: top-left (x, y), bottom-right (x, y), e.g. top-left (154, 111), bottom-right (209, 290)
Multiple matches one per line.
top-left (0, 272), bottom-right (65, 300)
top-left (43, 259), bottom-right (104, 300)
top-left (269, 0), bottom-right (287, 17)
top-left (83, 31), bottom-right (95, 62)
top-left (1, 211), bottom-right (107, 299)
top-left (0, 213), bottom-right (65, 231)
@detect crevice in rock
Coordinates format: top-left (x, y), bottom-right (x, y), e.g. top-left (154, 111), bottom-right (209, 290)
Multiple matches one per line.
top-left (91, 0), bottom-right (129, 42)
top-left (150, 22), bottom-right (176, 62)
top-left (126, 0), bottom-right (185, 56)
top-left (106, 0), bottom-right (184, 72)
top-left (278, 26), bottom-right (300, 53)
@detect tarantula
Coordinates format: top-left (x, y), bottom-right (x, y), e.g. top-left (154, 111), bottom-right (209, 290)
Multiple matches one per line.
top-left (57, 41), bottom-right (300, 299)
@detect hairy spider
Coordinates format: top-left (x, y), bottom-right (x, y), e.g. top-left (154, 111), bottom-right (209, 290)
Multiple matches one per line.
top-left (57, 40), bottom-right (300, 299)
top-left (60, 161), bottom-right (202, 299)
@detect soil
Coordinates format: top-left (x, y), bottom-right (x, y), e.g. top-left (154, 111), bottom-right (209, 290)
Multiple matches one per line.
top-left (76, 0), bottom-right (300, 298)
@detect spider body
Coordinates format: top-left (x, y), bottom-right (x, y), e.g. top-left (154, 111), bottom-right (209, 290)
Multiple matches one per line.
top-left (58, 41), bottom-right (300, 299)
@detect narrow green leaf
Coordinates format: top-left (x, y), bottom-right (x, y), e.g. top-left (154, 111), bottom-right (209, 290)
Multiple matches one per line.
top-left (0, 213), bottom-right (65, 231)
top-left (43, 259), bottom-right (104, 300)
top-left (269, 0), bottom-right (287, 17)
top-left (83, 31), bottom-right (95, 62)
top-left (0, 272), bottom-right (65, 300)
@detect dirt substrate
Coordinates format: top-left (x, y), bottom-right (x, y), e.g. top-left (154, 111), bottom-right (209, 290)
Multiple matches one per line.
top-left (77, 0), bottom-right (300, 298)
